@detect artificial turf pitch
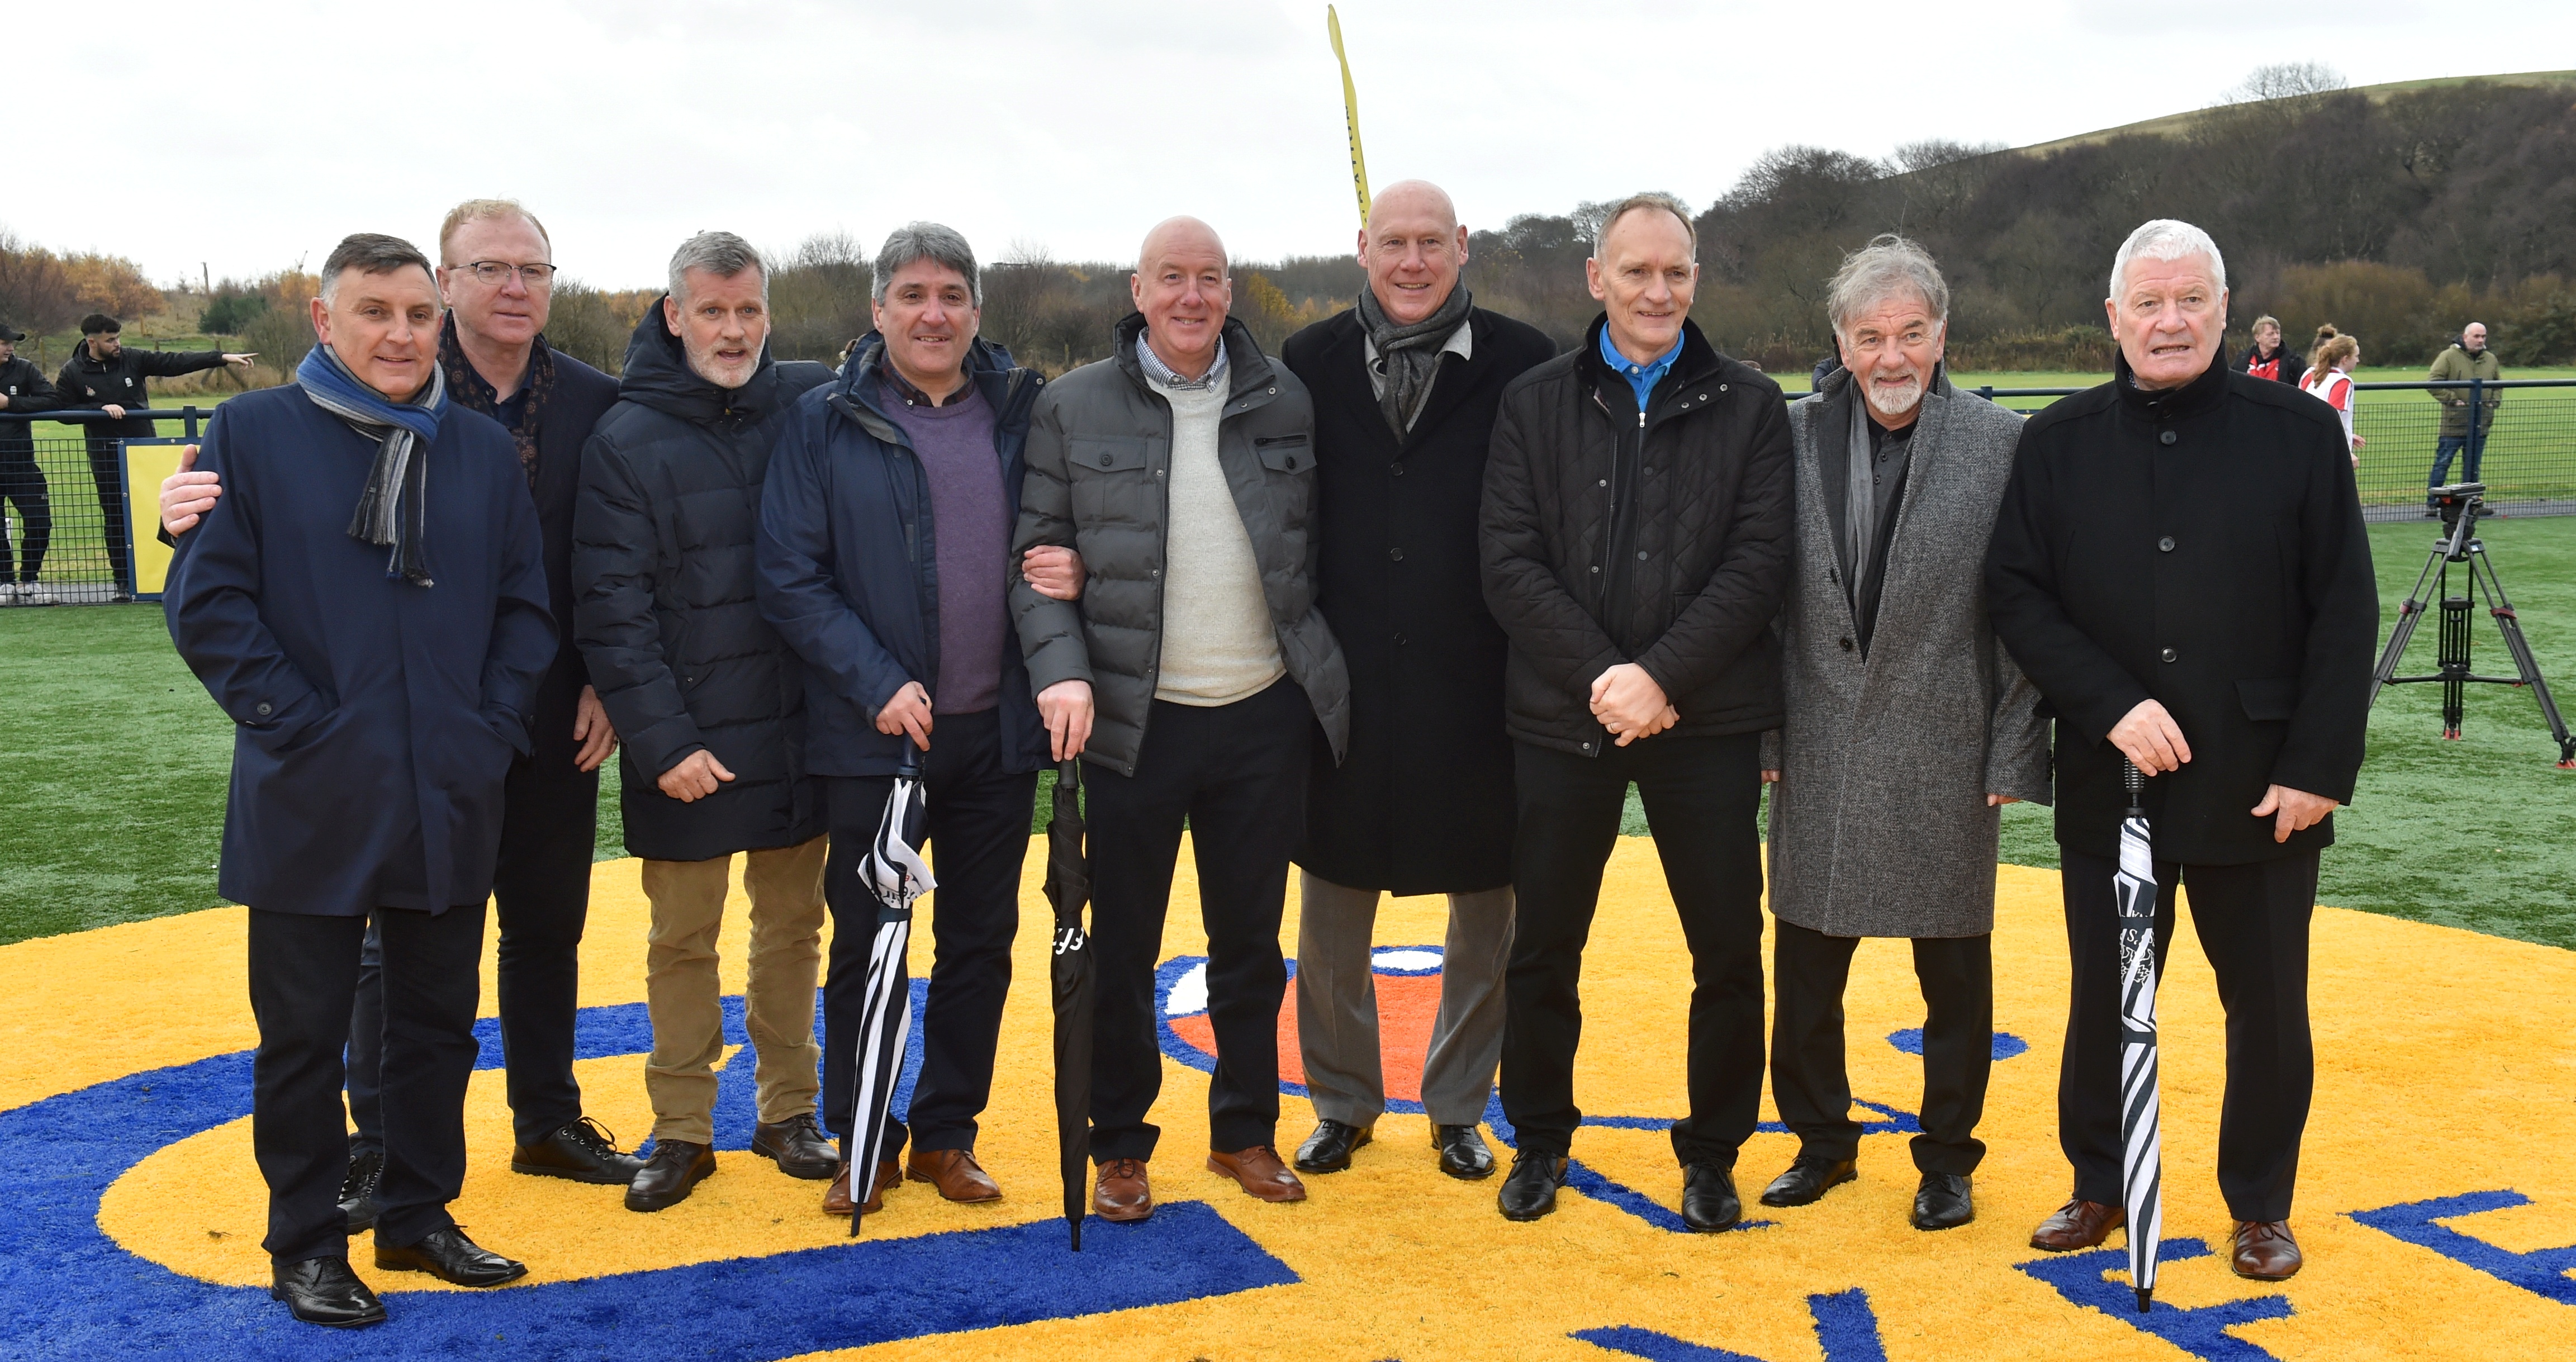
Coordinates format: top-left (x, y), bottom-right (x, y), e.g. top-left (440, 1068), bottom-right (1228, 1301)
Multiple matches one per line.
top-left (2, 515), bottom-right (2573, 949)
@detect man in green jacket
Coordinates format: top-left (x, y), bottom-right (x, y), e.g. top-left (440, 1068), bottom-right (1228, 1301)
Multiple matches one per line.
top-left (2425, 321), bottom-right (2501, 510)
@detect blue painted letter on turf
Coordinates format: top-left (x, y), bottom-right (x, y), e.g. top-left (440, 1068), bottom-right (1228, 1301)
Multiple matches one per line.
top-left (1573, 1287), bottom-right (1887, 1361)
top-left (2350, 1189), bottom-right (2576, 1306)
top-left (2015, 1240), bottom-right (2290, 1361)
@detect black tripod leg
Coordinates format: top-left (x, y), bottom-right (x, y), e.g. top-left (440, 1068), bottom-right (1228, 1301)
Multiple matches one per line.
top-left (2472, 545), bottom-right (2576, 767)
top-left (2370, 547), bottom-right (2445, 708)
top-left (2440, 559), bottom-right (2470, 740)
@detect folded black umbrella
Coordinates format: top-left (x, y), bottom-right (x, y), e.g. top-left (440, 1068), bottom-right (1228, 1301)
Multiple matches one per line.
top-left (1045, 759), bottom-right (1095, 1250)
top-left (2115, 757), bottom-right (2165, 1309)
top-left (847, 757), bottom-right (934, 1238)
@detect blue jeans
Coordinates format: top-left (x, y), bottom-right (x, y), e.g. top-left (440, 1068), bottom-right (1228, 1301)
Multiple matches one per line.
top-left (2428, 428), bottom-right (2488, 501)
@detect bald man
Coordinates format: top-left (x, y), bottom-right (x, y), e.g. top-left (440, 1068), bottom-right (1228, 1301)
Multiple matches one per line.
top-left (1011, 217), bottom-right (1351, 1221)
top-left (1277, 182), bottom-right (1556, 1183)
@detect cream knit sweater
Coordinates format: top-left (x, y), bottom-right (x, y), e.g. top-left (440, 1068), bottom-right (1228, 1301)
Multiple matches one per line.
top-left (1154, 379), bottom-right (1285, 705)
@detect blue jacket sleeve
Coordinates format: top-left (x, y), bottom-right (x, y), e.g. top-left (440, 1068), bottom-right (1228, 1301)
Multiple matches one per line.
top-left (480, 470), bottom-right (558, 755)
top-left (756, 407), bottom-right (918, 719)
top-left (163, 407), bottom-right (329, 743)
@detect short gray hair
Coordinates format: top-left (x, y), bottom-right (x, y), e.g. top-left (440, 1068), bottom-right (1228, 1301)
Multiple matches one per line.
top-left (872, 222), bottom-right (981, 307)
top-left (1592, 192), bottom-right (1697, 256)
top-left (1827, 234), bottom-right (1949, 336)
top-left (320, 232), bottom-right (434, 304)
top-left (2109, 219), bottom-right (2226, 301)
top-left (667, 231), bottom-right (766, 304)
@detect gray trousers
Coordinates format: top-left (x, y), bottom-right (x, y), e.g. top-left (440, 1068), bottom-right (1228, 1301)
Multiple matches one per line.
top-left (1294, 871), bottom-right (1514, 1128)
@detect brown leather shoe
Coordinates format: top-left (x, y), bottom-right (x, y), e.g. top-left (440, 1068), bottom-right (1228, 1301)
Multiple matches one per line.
top-left (1207, 1146), bottom-right (1307, 1203)
top-left (907, 1148), bottom-right (1003, 1203)
top-left (2029, 1198), bottom-right (2127, 1251)
top-left (2231, 1219), bottom-right (2303, 1280)
top-left (1093, 1158), bottom-right (1152, 1222)
top-left (822, 1160), bottom-right (902, 1216)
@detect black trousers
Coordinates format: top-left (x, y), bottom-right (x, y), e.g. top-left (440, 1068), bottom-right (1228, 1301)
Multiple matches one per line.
top-left (2058, 847), bottom-right (2317, 1223)
top-left (1088, 679), bottom-right (1310, 1162)
top-left (348, 746), bottom-right (599, 1152)
top-left (0, 445), bottom-right (49, 583)
top-left (1501, 732), bottom-right (1766, 1168)
top-left (249, 904), bottom-right (485, 1266)
top-left (1769, 920), bottom-right (1992, 1175)
top-left (821, 708), bottom-right (1038, 1161)
top-left (82, 435), bottom-right (132, 594)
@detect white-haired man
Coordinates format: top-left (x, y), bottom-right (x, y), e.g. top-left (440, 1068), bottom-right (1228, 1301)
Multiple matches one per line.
top-left (1986, 219), bottom-right (2378, 1281)
top-left (1758, 235), bottom-right (2051, 1233)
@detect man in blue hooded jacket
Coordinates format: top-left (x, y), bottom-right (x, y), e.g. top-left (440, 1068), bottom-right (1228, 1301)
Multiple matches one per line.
top-left (166, 234), bottom-right (555, 1328)
top-left (760, 221), bottom-right (1068, 1218)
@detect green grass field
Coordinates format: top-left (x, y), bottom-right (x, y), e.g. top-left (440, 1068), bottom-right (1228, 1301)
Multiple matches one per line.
top-left (5, 509), bottom-right (2573, 950)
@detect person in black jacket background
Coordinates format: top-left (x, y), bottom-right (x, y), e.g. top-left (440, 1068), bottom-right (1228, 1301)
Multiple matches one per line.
top-left (1986, 219), bottom-right (2376, 1284)
top-left (1478, 194), bottom-right (1794, 1231)
top-left (1277, 180), bottom-right (1555, 1184)
top-left (54, 313), bottom-right (252, 597)
top-left (573, 232), bottom-right (836, 1214)
top-left (2237, 315), bottom-right (2300, 385)
top-left (0, 325), bottom-right (59, 604)
top-left (159, 201), bottom-right (643, 1222)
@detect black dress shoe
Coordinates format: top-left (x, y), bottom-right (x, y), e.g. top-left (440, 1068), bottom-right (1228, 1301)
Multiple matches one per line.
top-left (1293, 1119), bottom-right (1373, 1173)
top-left (271, 1257), bottom-right (386, 1328)
top-left (513, 1116), bottom-right (646, 1185)
top-left (338, 1147), bottom-right (383, 1234)
top-left (1498, 1151), bottom-right (1568, 1221)
top-left (1434, 1124), bottom-right (1496, 1180)
top-left (1681, 1164), bottom-right (1743, 1232)
top-left (1911, 1172), bottom-right (1974, 1230)
top-left (625, 1140), bottom-right (717, 1212)
top-left (374, 1227), bottom-right (526, 1287)
top-left (752, 1114), bottom-right (842, 1180)
top-left (1759, 1154), bottom-right (1857, 1207)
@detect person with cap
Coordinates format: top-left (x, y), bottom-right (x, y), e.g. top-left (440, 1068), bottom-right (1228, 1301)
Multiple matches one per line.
top-left (0, 324), bottom-right (59, 605)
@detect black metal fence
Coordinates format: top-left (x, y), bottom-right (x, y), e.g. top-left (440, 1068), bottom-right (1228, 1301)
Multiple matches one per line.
top-left (0, 409), bottom-right (211, 605)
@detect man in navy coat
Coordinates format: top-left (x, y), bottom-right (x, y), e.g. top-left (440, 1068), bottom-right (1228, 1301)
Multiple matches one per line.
top-left (167, 234), bottom-right (556, 1329)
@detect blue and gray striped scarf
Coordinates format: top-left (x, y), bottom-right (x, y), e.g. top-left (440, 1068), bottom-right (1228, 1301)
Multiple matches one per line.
top-left (297, 344), bottom-right (447, 586)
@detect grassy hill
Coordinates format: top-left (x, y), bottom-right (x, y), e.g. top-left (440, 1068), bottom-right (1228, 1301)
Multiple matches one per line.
top-left (2019, 69), bottom-right (2576, 155)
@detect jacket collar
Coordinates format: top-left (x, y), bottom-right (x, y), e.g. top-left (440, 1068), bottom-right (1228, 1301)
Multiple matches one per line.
top-left (2114, 347), bottom-right (2229, 421)
top-left (616, 296), bottom-right (782, 426)
top-left (831, 332), bottom-right (1027, 445)
top-left (1111, 312), bottom-right (1276, 399)
top-left (1579, 314), bottom-right (1725, 409)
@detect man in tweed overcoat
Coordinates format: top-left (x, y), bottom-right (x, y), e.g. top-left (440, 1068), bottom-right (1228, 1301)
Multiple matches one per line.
top-left (1758, 237), bottom-right (2051, 1232)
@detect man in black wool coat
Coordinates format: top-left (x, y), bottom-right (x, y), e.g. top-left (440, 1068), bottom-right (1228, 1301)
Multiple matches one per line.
top-left (1986, 217), bottom-right (2378, 1285)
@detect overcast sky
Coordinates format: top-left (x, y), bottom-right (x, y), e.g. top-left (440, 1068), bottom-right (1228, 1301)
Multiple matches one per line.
top-left (18, 1), bottom-right (2575, 290)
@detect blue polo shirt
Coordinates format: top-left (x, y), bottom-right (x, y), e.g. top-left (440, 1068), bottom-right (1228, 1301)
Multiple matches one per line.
top-left (1598, 326), bottom-right (1683, 412)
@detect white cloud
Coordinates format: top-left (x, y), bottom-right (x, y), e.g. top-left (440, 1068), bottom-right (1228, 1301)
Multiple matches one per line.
top-left (14, 0), bottom-right (2573, 287)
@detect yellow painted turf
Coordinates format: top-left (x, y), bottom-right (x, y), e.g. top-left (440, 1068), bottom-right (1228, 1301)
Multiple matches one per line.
top-left (14, 837), bottom-right (2575, 1360)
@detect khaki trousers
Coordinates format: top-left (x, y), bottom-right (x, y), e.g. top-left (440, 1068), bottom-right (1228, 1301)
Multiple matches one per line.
top-left (641, 836), bottom-right (828, 1145)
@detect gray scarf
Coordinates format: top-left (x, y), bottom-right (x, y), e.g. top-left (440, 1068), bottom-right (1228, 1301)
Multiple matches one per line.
top-left (1355, 281), bottom-right (1472, 435)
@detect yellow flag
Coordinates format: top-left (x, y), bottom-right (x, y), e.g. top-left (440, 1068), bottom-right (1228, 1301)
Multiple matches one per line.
top-left (1327, 6), bottom-right (1370, 224)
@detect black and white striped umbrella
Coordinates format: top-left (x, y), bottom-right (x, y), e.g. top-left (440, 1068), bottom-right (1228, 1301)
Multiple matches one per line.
top-left (2116, 757), bottom-right (2165, 1309)
top-left (847, 759), bottom-right (936, 1237)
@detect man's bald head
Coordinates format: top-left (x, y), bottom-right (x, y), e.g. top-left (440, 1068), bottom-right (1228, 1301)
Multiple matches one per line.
top-left (1359, 179), bottom-right (1469, 326)
top-left (1369, 179), bottom-right (1458, 234)
top-left (1138, 216), bottom-right (1227, 276)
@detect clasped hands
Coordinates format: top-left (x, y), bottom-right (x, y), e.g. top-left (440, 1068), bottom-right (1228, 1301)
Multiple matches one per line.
top-left (2110, 698), bottom-right (2335, 843)
top-left (1591, 663), bottom-right (1676, 747)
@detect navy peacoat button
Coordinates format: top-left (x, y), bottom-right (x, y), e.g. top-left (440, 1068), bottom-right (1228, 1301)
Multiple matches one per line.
top-left (1389, 547), bottom-right (1404, 561)
top-left (256, 702), bottom-right (271, 716)
top-left (2159, 536), bottom-right (2175, 552)
top-left (2160, 430), bottom-right (2177, 445)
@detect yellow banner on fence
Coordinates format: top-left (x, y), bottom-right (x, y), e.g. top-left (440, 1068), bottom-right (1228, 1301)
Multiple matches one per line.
top-left (120, 438), bottom-right (188, 600)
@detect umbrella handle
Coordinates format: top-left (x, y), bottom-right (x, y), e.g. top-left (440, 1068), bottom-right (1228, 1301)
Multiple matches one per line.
top-left (2121, 756), bottom-right (2146, 817)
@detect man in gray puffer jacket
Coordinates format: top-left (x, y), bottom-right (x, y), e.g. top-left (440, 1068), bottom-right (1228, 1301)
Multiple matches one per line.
top-left (1011, 216), bottom-right (1349, 1223)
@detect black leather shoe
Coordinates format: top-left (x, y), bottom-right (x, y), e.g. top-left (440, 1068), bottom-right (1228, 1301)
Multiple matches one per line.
top-left (1293, 1119), bottom-right (1373, 1173)
top-left (513, 1116), bottom-right (646, 1185)
top-left (373, 1227), bottom-right (526, 1287)
top-left (1912, 1172), bottom-right (1974, 1230)
top-left (338, 1147), bottom-right (383, 1234)
top-left (752, 1114), bottom-right (840, 1180)
top-left (625, 1140), bottom-right (716, 1212)
top-left (1434, 1124), bottom-right (1496, 1180)
top-left (1681, 1164), bottom-right (1743, 1232)
top-left (1498, 1151), bottom-right (1568, 1221)
top-left (1759, 1154), bottom-right (1858, 1207)
top-left (271, 1257), bottom-right (386, 1328)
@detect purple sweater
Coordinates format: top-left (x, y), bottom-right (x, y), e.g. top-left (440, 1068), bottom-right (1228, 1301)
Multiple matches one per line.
top-left (880, 376), bottom-right (1008, 714)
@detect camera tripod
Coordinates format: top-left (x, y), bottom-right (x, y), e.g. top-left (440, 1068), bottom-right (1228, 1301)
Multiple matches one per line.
top-left (2370, 483), bottom-right (2575, 767)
